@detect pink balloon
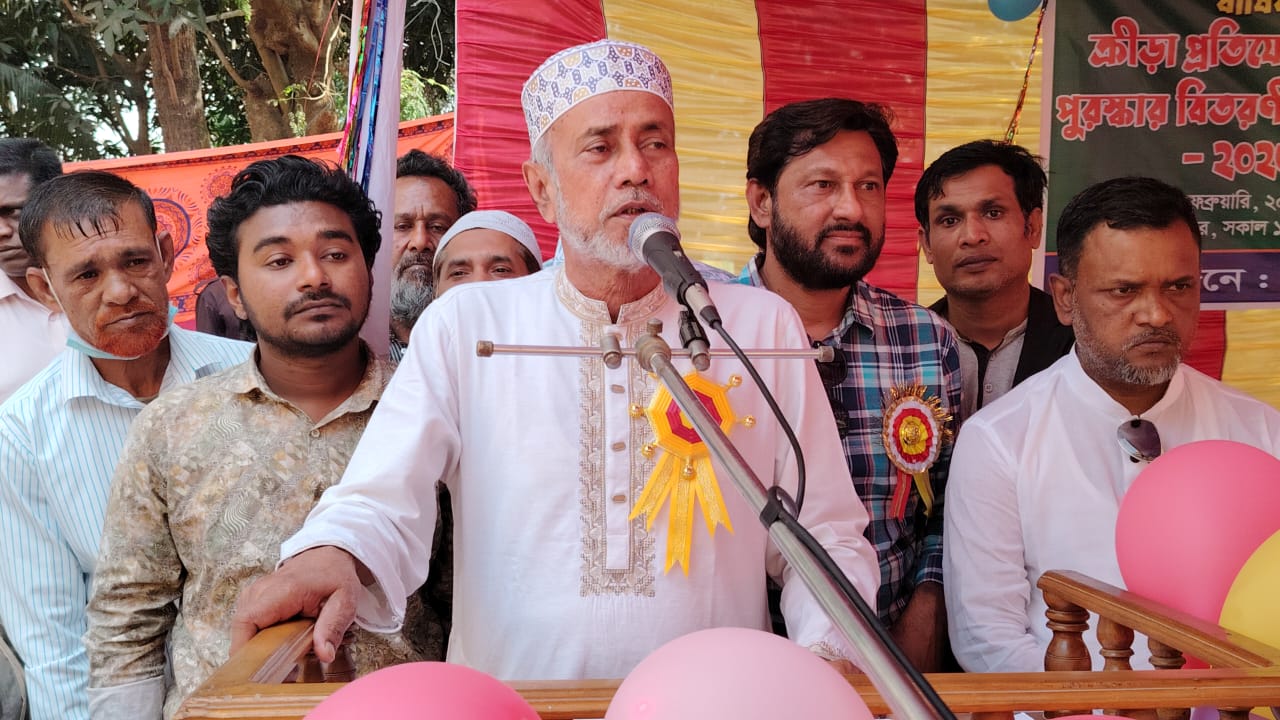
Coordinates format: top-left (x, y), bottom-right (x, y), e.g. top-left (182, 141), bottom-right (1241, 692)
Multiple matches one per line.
top-left (1116, 440), bottom-right (1280, 628)
top-left (305, 662), bottom-right (540, 720)
top-left (1053, 716), bottom-right (1138, 720)
top-left (1190, 707), bottom-right (1270, 720)
top-left (606, 627), bottom-right (872, 720)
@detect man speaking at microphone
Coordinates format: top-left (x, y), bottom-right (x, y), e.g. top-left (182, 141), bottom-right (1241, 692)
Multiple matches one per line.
top-left (233, 39), bottom-right (880, 680)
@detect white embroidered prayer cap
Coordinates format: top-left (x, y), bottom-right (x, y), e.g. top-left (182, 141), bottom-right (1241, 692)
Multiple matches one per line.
top-left (521, 39), bottom-right (674, 147)
top-left (433, 210), bottom-right (542, 268)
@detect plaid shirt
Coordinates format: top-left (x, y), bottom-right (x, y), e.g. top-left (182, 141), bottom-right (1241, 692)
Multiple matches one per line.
top-left (738, 259), bottom-right (962, 625)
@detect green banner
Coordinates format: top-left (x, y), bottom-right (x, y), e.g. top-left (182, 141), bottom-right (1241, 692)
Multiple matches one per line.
top-left (1048, 0), bottom-right (1280, 306)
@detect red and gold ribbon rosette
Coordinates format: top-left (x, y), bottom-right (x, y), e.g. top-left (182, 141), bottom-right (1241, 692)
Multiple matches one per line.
top-left (881, 384), bottom-right (952, 521)
top-left (630, 372), bottom-right (752, 575)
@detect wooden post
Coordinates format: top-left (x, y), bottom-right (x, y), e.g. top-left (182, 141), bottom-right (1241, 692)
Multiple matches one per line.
top-left (1150, 639), bottom-right (1191, 720)
top-left (1099, 617), bottom-right (1136, 672)
top-left (1099, 618), bottom-right (1154, 719)
top-left (1044, 590), bottom-right (1092, 718)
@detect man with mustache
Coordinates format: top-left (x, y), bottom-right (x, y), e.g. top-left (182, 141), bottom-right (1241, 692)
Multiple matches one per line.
top-left (85, 156), bottom-right (432, 719)
top-left (917, 140), bottom-right (1074, 420)
top-left (740, 98), bottom-right (962, 672)
top-left (388, 150), bottom-right (477, 362)
top-left (943, 176), bottom-right (1280, 672)
top-left (0, 171), bottom-right (249, 720)
top-left (233, 40), bottom-right (880, 681)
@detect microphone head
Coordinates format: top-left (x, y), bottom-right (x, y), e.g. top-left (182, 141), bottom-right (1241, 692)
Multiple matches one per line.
top-left (628, 212), bottom-right (680, 262)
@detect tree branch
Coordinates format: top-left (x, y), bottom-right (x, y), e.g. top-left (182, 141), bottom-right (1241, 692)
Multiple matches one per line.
top-left (198, 27), bottom-right (251, 90)
top-left (205, 8), bottom-right (245, 23)
top-left (58, 0), bottom-right (94, 27)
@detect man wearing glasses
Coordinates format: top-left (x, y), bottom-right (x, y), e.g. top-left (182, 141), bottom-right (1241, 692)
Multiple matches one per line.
top-left (943, 176), bottom-right (1280, 673)
top-left (741, 98), bottom-right (963, 672)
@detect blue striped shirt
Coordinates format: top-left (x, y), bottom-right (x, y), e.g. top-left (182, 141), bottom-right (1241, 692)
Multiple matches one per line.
top-left (0, 327), bottom-right (250, 720)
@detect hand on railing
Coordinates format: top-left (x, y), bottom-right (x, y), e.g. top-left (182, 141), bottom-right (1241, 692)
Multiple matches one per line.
top-left (232, 546), bottom-right (367, 664)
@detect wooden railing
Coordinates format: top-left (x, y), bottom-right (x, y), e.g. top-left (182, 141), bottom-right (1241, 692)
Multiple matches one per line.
top-left (175, 570), bottom-right (1280, 720)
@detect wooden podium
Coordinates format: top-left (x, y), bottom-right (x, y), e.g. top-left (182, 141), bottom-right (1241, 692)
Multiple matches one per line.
top-left (176, 571), bottom-right (1280, 719)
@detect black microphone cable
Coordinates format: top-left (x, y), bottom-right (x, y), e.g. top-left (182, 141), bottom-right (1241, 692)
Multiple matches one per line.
top-left (707, 315), bottom-right (955, 720)
top-left (704, 317), bottom-right (806, 513)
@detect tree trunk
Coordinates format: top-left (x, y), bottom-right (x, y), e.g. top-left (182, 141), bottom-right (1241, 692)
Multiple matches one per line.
top-left (148, 22), bottom-right (212, 151)
top-left (243, 76), bottom-right (294, 142)
top-left (121, 67), bottom-right (154, 156)
top-left (246, 0), bottom-right (341, 140)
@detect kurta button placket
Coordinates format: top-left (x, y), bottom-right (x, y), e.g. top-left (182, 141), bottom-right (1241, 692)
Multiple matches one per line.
top-left (602, 324), bottom-right (634, 570)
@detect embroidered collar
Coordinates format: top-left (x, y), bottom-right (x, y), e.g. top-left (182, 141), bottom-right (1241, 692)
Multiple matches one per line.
top-left (553, 266), bottom-right (668, 326)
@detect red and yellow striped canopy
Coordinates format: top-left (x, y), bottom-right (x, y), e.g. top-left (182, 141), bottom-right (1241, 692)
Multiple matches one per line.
top-left (452, 0), bottom-right (1280, 407)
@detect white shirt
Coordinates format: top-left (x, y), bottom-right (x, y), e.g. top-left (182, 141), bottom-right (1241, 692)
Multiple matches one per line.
top-left (284, 269), bottom-right (880, 680)
top-left (943, 350), bottom-right (1280, 673)
top-left (0, 327), bottom-right (250, 720)
top-left (0, 273), bottom-right (65, 405)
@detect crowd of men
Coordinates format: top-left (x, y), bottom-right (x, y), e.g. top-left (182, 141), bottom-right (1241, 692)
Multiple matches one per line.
top-left (0, 37), bottom-right (1276, 720)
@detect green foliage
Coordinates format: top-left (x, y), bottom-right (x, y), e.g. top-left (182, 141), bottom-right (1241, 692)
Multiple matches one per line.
top-left (403, 0), bottom-right (454, 113)
top-left (196, 0), bottom-right (252, 146)
top-left (0, 0), bottom-right (138, 159)
top-left (0, 0), bottom-right (457, 158)
top-left (400, 69), bottom-right (434, 120)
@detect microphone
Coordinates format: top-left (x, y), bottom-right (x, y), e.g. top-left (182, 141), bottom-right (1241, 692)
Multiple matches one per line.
top-left (678, 309), bottom-right (711, 371)
top-left (628, 213), bottom-right (722, 326)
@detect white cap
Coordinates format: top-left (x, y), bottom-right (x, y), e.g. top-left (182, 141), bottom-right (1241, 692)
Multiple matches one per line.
top-left (433, 210), bottom-right (542, 268)
top-left (521, 39), bottom-right (673, 146)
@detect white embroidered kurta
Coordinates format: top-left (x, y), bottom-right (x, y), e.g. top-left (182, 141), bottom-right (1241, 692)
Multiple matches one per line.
top-left (283, 269), bottom-right (879, 680)
top-left (944, 350), bottom-right (1280, 673)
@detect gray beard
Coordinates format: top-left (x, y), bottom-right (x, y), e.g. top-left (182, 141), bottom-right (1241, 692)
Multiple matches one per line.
top-left (390, 275), bottom-right (433, 328)
top-left (559, 226), bottom-right (647, 271)
top-left (1071, 301), bottom-right (1181, 387)
top-left (554, 186), bottom-right (655, 272)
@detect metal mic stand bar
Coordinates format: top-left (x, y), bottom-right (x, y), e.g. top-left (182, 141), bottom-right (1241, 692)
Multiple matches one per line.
top-left (476, 325), bottom-right (942, 719)
top-left (476, 340), bottom-right (834, 362)
top-left (631, 330), bottom-right (945, 720)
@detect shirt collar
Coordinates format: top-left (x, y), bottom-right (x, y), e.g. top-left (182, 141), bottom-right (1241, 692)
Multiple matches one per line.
top-left (0, 272), bottom-right (20, 301)
top-left (1064, 347), bottom-right (1187, 420)
top-left (736, 254), bottom-right (764, 286)
top-left (229, 342), bottom-right (391, 424)
top-left (737, 253), bottom-right (869, 342)
top-left (553, 266), bottom-right (668, 325)
top-left (837, 281), bottom-right (878, 339)
top-left (953, 317), bottom-right (1029, 352)
top-left (60, 326), bottom-right (223, 406)
top-left (0, 271), bottom-right (43, 305)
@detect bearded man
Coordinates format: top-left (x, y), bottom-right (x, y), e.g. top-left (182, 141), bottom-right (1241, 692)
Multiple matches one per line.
top-left (943, 176), bottom-right (1280, 672)
top-left (232, 40), bottom-right (881, 681)
top-left (741, 98), bottom-right (962, 672)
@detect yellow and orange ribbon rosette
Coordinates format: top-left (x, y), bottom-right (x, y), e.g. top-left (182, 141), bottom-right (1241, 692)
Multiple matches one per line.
top-left (881, 384), bottom-right (952, 521)
top-left (631, 372), bottom-right (749, 575)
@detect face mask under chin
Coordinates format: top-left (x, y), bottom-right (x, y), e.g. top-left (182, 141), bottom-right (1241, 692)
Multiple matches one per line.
top-left (41, 266), bottom-right (176, 361)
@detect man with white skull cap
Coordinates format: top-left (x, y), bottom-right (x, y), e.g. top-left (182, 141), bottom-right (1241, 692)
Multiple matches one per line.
top-left (431, 210), bottom-right (542, 296)
top-left (234, 38), bottom-right (879, 680)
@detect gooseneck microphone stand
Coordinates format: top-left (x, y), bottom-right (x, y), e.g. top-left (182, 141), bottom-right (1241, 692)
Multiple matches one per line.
top-left (478, 319), bottom-right (952, 720)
